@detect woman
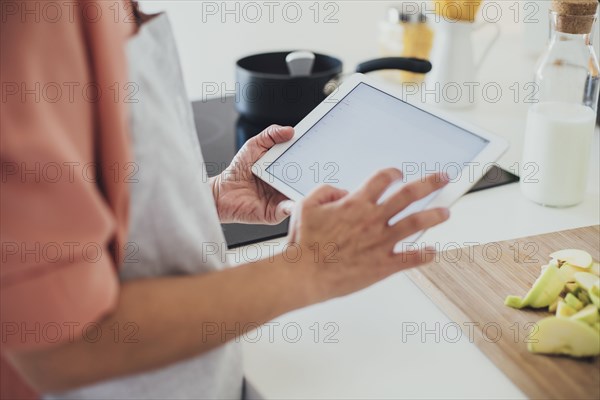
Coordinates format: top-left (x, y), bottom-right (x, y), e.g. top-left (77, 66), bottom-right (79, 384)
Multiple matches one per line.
top-left (0, 1), bottom-right (450, 398)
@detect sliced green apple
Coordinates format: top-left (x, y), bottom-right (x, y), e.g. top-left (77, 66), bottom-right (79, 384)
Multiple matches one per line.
top-left (578, 290), bottom-right (591, 305)
top-left (550, 249), bottom-right (593, 269)
top-left (548, 297), bottom-right (560, 313)
top-left (565, 292), bottom-right (584, 311)
top-left (574, 272), bottom-right (600, 292)
top-left (556, 300), bottom-right (577, 317)
top-left (570, 304), bottom-right (600, 325)
top-left (591, 262), bottom-right (600, 276)
top-left (528, 317), bottom-right (600, 357)
top-left (589, 286), bottom-right (600, 309)
top-left (504, 295), bottom-right (523, 308)
top-left (560, 264), bottom-right (587, 282)
top-left (565, 282), bottom-right (580, 294)
top-left (505, 263), bottom-right (566, 309)
top-left (524, 263), bottom-right (567, 308)
top-left (593, 322), bottom-right (600, 332)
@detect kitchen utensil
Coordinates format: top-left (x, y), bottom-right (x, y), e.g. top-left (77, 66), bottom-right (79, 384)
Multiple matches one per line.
top-left (235, 51), bottom-right (431, 125)
top-left (407, 225), bottom-right (600, 400)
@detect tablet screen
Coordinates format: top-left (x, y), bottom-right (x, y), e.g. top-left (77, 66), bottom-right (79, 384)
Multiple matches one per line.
top-left (266, 82), bottom-right (489, 223)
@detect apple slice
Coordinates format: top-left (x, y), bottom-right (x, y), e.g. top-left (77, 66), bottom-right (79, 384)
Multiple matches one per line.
top-left (550, 249), bottom-right (593, 269)
top-left (589, 286), bottom-right (600, 309)
top-left (574, 272), bottom-right (600, 292)
top-left (548, 297), bottom-right (560, 313)
top-left (505, 263), bottom-right (566, 309)
top-left (556, 300), bottom-right (577, 318)
top-left (565, 292), bottom-right (584, 311)
top-left (578, 290), bottom-right (591, 305)
top-left (560, 264), bottom-right (587, 282)
top-left (527, 265), bottom-right (567, 308)
top-left (565, 282), bottom-right (580, 294)
top-left (528, 317), bottom-right (600, 357)
top-left (504, 295), bottom-right (523, 308)
top-left (591, 262), bottom-right (600, 276)
top-left (570, 304), bottom-right (600, 325)
top-left (523, 263), bottom-right (566, 308)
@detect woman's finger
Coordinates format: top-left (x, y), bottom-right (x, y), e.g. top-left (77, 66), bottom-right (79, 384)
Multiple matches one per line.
top-left (304, 185), bottom-right (349, 207)
top-left (387, 207), bottom-right (450, 243)
top-left (381, 173), bottom-right (448, 219)
top-left (356, 168), bottom-right (403, 203)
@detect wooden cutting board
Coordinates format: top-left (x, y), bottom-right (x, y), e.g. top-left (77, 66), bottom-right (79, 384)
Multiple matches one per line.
top-left (407, 225), bottom-right (600, 400)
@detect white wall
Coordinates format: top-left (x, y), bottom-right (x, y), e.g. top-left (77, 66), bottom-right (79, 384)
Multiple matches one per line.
top-left (138, 1), bottom-right (599, 101)
top-left (139, 1), bottom-right (393, 100)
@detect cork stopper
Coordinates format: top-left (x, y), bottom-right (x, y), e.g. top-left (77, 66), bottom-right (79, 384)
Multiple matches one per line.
top-left (551, 0), bottom-right (598, 34)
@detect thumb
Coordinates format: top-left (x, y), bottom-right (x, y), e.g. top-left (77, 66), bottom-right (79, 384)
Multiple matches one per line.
top-left (276, 199), bottom-right (296, 219)
top-left (277, 200), bottom-right (296, 217)
top-left (253, 125), bottom-right (294, 150)
top-left (279, 199), bottom-right (295, 214)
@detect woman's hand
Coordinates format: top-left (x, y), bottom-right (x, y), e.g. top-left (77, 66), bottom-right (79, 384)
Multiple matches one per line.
top-left (211, 125), bottom-right (295, 224)
top-left (288, 168), bottom-right (450, 302)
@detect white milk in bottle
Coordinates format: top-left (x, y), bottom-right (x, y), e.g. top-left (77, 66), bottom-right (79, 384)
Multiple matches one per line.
top-left (519, 0), bottom-right (599, 207)
top-left (520, 101), bottom-right (596, 206)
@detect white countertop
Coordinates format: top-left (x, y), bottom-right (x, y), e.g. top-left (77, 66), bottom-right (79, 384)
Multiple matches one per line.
top-left (139, 1), bottom-right (600, 397)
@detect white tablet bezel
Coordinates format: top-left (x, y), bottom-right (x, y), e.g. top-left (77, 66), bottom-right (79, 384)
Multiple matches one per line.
top-left (252, 73), bottom-right (509, 211)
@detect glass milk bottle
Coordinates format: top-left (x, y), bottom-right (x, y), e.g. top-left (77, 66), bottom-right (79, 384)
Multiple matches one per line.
top-left (520, 0), bottom-right (599, 207)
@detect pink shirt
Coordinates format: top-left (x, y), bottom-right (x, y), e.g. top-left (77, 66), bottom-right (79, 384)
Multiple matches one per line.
top-left (1, 1), bottom-right (135, 397)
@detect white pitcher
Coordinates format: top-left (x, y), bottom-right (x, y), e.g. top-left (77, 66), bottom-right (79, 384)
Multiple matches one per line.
top-left (425, 18), bottom-right (500, 109)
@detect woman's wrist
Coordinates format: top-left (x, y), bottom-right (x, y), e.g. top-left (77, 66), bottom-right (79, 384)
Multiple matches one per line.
top-left (256, 250), bottom-right (323, 310)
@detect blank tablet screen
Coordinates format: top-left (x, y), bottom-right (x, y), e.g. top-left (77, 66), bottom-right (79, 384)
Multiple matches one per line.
top-left (266, 82), bottom-right (489, 222)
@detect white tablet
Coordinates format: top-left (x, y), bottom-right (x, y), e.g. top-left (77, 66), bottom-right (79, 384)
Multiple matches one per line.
top-left (253, 74), bottom-right (508, 241)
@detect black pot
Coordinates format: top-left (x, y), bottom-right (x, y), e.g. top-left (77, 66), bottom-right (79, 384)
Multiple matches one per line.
top-left (235, 51), bottom-right (431, 126)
